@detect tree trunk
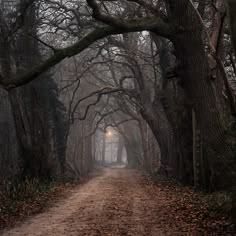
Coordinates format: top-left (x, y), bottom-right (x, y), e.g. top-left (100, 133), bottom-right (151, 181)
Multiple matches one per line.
top-left (119, 123), bottom-right (142, 168)
top-left (153, 35), bottom-right (194, 184)
top-left (138, 119), bottom-right (151, 172)
top-left (116, 135), bottom-right (124, 163)
top-left (167, 0), bottom-right (236, 190)
top-left (102, 133), bottom-right (106, 164)
top-left (140, 100), bottom-right (178, 178)
top-left (228, 0), bottom-right (236, 55)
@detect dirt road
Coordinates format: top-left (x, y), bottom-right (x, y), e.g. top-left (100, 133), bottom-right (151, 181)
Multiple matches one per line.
top-left (1, 167), bottom-right (225, 236)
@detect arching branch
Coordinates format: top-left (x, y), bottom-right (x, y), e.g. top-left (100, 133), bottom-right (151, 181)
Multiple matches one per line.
top-left (1, 13), bottom-right (176, 89)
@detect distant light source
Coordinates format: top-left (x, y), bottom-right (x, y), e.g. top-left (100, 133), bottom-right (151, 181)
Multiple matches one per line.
top-left (106, 130), bottom-right (112, 137)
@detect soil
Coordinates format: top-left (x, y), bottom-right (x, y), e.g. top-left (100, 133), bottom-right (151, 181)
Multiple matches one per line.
top-left (1, 166), bottom-right (233, 236)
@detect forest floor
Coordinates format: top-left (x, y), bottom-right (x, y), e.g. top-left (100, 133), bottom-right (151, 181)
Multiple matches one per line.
top-left (1, 166), bottom-right (234, 236)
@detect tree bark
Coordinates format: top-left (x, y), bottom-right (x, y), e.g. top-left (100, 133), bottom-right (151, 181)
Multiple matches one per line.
top-left (116, 135), bottom-right (124, 163)
top-left (140, 100), bottom-right (177, 178)
top-left (167, 0), bottom-right (236, 190)
top-left (228, 0), bottom-right (236, 55)
top-left (102, 133), bottom-right (106, 164)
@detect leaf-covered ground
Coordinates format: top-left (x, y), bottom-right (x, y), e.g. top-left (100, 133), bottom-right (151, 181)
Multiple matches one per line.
top-left (0, 179), bottom-right (82, 230)
top-left (1, 167), bottom-right (234, 235)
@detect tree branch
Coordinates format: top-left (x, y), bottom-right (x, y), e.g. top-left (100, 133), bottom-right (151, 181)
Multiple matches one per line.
top-left (1, 16), bottom-right (175, 90)
top-left (7, 0), bottom-right (37, 39)
top-left (71, 87), bottom-right (124, 122)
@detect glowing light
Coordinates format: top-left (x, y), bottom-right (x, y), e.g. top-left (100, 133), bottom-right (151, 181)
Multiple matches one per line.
top-left (106, 130), bottom-right (112, 137)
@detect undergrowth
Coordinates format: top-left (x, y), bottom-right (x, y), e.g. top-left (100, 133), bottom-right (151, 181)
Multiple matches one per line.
top-left (0, 177), bottom-right (72, 230)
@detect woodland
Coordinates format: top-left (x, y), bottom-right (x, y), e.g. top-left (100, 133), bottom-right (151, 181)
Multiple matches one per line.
top-left (0, 0), bottom-right (236, 234)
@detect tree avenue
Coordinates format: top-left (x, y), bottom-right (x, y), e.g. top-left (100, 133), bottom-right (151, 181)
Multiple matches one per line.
top-left (0, 0), bottom-right (236, 232)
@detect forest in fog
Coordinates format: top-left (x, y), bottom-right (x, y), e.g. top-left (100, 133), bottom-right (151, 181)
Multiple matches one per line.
top-left (0, 0), bottom-right (236, 234)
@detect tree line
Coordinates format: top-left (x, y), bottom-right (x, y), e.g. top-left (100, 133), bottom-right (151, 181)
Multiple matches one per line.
top-left (0, 0), bottom-right (236, 199)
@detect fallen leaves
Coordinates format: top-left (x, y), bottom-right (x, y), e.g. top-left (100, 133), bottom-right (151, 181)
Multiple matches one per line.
top-left (0, 168), bottom-right (235, 235)
top-left (140, 174), bottom-right (234, 235)
top-left (0, 179), bottom-right (80, 231)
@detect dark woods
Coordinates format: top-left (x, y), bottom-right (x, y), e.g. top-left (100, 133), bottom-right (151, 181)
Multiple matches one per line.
top-left (0, 0), bottom-right (236, 225)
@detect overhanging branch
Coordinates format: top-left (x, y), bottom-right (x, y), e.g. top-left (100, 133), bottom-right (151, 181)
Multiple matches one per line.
top-left (1, 16), bottom-right (175, 90)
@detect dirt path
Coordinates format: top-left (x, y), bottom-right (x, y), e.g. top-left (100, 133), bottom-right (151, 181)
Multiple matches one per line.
top-left (0, 167), bottom-right (228, 236)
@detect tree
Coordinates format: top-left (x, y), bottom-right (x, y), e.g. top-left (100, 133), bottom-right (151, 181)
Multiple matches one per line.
top-left (0, 0), bottom-right (67, 179)
top-left (0, 0), bottom-right (235, 192)
top-left (227, 0), bottom-right (236, 54)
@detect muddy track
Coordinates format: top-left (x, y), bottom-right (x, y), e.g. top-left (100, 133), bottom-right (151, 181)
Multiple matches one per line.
top-left (1, 167), bottom-right (216, 236)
